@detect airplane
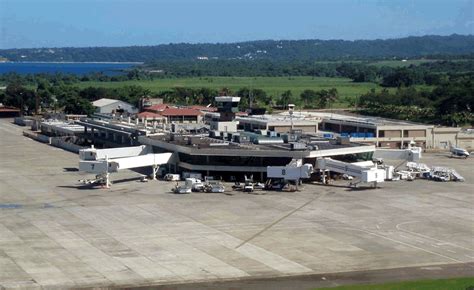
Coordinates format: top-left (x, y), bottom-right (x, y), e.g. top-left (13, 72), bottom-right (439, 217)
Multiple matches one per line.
top-left (450, 143), bottom-right (470, 158)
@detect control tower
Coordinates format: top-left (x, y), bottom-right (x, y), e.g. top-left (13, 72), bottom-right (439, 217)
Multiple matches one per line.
top-left (210, 96), bottom-right (240, 132)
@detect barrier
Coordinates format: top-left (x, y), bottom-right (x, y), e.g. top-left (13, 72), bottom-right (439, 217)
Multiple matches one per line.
top-left (22, 131), bottom-right (51, 144)
top-left (14, 117), bottom-right (34, 127)
top-left (23, 131), bottom-right (85, 153)
top-left (50, 138), bottom-right (85, 153)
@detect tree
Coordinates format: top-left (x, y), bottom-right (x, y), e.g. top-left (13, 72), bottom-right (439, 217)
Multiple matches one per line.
top-left (219, 87), bottom-right (233, 96)
top-left (62, 96), bottom-right (94, 115)
top-left (318, 88), bottom-right (339, 108)
top-left (300, 89), bottom-right (318, 108)
top-left (381, 68), bottom-right (424, 87)
top-left (4, 83), bottom-right (37, 114)
top-left (277, 90), bottom-right (293, 109)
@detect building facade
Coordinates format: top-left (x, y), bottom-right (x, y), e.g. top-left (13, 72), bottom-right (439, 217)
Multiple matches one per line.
top-left (92, 98), bottom-right (138, 114)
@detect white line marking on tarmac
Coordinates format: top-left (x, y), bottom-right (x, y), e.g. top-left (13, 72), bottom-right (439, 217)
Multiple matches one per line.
top-left (326, 227), bottom-right (465, 264)
top-left (396, 221), bottom-right (474, 252)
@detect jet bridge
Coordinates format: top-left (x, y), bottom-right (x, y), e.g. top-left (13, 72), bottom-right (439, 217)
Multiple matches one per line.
top-left (374, 146), bottom-right (422, 162)
top-left (316, 158), bottom-right (385, 186)
top-left (79, 145), bottom-right (151, 161)
top-left (78, 145), bottom-right (172, 188)
top-left (266, 159), bottom-right (313, 181)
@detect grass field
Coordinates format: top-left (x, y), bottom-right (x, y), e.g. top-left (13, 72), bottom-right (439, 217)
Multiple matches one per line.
top-left (78, 76), bottom-right (381, 106)
top-left (78, 76), bottom-right (436, 107)
top-left (367, 59), bottom-right (438, 67)
top-left (316, 277), bottom-right (474, 290)
top-left (313, 59), bottom-right (441, 68)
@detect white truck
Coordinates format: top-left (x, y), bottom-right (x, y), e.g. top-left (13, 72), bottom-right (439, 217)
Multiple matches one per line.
top-left (182, 172), bottom-right (203, 180)
top-left (164, 174), bottom-right (180, 181)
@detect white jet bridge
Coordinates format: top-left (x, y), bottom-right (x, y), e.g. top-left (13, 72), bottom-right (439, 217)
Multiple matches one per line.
top-left (374, 144), bottom-right (422, 162)
top-left (316, 158), bottom-right (385, 187)
top-left (78, 145), bottom-right (172, 188)
top-left (267, 159), bottom-right (313, 181)
top-left (315, 145), bottom-right (424, 187)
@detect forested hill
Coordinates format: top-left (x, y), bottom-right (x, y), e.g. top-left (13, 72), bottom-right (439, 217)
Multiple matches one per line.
top-left (1, 34), bottom-right (473, 62)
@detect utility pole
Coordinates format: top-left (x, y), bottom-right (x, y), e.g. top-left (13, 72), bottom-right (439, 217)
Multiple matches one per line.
top-left (288, 103), bottom-right (295, 131)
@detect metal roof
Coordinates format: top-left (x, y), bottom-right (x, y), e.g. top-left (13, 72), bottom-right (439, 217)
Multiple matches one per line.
top-left (92, 98), bottom-right (129, 108)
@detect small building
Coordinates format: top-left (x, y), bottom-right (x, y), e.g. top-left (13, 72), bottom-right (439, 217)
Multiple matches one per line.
top-left (316, 112), bottom-right (432, 148)
top-left (40, 120), bottom-right (85, 137)
top-left (187, 105), bottom-right (217, 112)
top-left (159, 108), bottom-right (203, 123)
top-left (0, 105), bottom-right (20, 117)
top-left (237, 115), bottom-right (319, 133)
top-left (210, 96), bottom-right (241, 132)
top-left (136, 111), bottom-right (166, 121)
top-left (143, 104), bottom-right (172, 113)
top-left (92, 98), bottom-right (138, 115)
top-left (310, 112), bottom-right (474, 150)
top-left (140, 104), bottom-right (204, 124)
top-left (432, 127), bottom-right (474, 150)
top-left (139, 97), bottom-right (164, 111)
top-left (457, 129), bottom-right (474, 150)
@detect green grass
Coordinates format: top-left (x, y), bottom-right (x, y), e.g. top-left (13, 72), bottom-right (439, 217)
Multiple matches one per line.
top-left (77, 76), bottom-right (435, 107)
top-left (77, 76), bottom-right (381, 107)
top-left (312, 59), bottom-right (446, 68)
top-left (316, 277), bottom-right (474, 290)
top-left (367, 59), bottom-right (438, 68)
top-left (367, 58), bottom-right (471, 68)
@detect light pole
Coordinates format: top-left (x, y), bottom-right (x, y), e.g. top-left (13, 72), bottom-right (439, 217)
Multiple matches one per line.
top-left (19, 92), bottom-right (24, 116)
top-left (288, 103), bottom-right (295, 131)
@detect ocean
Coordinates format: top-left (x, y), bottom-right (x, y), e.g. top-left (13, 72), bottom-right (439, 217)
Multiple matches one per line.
top-left (0, 62), bottom-right (139, 76)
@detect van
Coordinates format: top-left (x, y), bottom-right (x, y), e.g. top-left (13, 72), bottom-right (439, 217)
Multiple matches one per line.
top-left (164, 174), bottom-right (180, 181)
top-left (182, 172), bottom-right (202, 180)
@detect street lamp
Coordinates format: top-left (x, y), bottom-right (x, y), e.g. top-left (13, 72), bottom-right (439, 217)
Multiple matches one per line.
top-left (288, 103), bottom-right (295, 131)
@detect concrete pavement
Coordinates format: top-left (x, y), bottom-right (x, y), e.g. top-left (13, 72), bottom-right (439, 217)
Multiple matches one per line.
top-left (0, 118), bottom-right (473, 289)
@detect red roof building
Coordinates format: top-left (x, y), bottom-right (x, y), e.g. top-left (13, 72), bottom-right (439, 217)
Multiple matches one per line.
top-left (0, 106), bottom-right (21, 117)
top-left (187, 105), bottom-right (217, 112)
top-left (159, 108), bottom-right (202, 123)
top-left (145, 104), bottom-right (173, 112)
top-left (137, 111), bottom-right (166, 120)
top-left (138, 107), bottom-right (203, 123)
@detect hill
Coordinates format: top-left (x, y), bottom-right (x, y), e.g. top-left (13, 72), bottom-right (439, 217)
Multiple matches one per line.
top-left (0, 34), bottom-right (473, 63)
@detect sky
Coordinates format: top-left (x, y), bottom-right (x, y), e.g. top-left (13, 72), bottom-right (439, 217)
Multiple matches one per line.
top-left (0, 0), bottom-right (473, 49)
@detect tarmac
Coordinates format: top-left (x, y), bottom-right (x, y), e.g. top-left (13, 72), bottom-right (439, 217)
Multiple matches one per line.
top-left (0, 118), bottom-right (473, 289)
